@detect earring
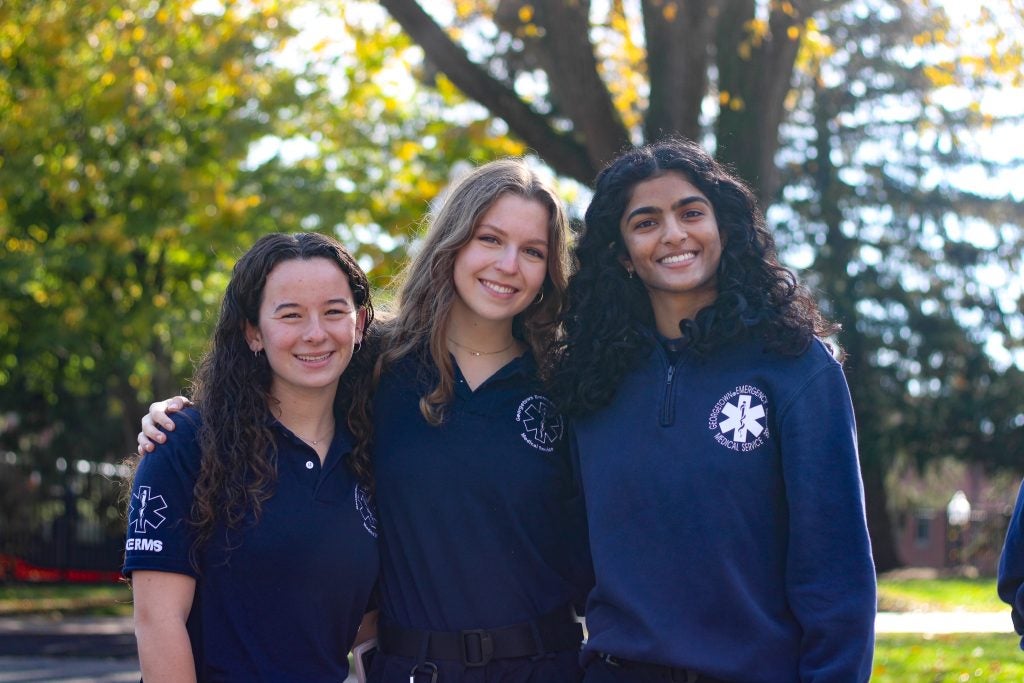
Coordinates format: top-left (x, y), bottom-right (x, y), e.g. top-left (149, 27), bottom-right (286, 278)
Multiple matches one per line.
top-left (253, 348), bottom-right (262, 359)
top-left (353, 341), bottom-right (362, 353)
top-left (626, 268), bottom-right (634, 279)
top-left (534, 289), bottom-right (545, 305)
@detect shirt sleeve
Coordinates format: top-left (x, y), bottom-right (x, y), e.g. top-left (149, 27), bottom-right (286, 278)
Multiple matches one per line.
top-left (565, 424), bottom-right (594, 614)
top-left (123, 412), bottom-right (203, 579)
top-left (778, 360), bottom-right (876, 682)
top-left (998, 479), bottom-right (1024, 644)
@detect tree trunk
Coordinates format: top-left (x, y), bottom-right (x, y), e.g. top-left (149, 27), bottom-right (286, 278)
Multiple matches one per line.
top-left (861, 450), bottom-right (903, 573)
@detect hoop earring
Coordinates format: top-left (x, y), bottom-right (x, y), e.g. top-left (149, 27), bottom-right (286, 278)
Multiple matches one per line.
top-left (353, 341), bottom-right (362, 353)
top-left (533, 289), bottom-right (545, 305)
top-left (253, 348), bottom-right (262, 359)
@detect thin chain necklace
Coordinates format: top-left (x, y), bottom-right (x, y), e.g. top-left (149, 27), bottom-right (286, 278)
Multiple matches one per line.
top-left (294, 424), bottom-right (334, 447)
top-left (448, 337), bottom-right (516, 357)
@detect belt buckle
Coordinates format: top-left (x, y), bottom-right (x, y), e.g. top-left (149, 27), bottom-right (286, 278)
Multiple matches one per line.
top-left (409, 661), bottom-right (438, 683)
top-left (459, 628), bottom-right (494, 667)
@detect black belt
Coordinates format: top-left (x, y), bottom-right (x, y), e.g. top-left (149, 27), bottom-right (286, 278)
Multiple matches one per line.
top-left (379, 606), bottom-right (583, 667)
top-left (598, 653), bottom-right (731, 683)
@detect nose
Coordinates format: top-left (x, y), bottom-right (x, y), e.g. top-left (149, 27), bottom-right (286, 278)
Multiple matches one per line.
top-left (661, 217), bottom-right (688, 244)
top-left (303, 316), bottom-right (328, 343)
top-left (495, 246), bottom-right (520, 274)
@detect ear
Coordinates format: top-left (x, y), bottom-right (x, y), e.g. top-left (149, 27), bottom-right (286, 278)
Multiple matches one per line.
top-left (354, 308), bottom-right (368, 345)
top-left (617, 253), bottom-right (634, 277)
top-left (244, 321), bottom-right (263, 352)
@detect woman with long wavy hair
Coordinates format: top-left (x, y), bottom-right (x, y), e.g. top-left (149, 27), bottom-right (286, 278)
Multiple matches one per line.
top-left (354, 158), bottom-right (590, 682)
top-left (124, 232), bottom-right (378, 682)
top-left (550, 138), bottom-right (876, 683)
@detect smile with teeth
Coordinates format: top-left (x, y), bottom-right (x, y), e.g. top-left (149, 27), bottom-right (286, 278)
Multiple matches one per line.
top-left (480, 279), bottom-right (518, 296)
top-left (659, 252), bottom-right (697, 265)
top-left (296, 352), bottom-right (333, 362)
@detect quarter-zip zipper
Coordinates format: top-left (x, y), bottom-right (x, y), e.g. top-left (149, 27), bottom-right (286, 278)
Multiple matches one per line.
top-left (659, 362), bottom-right (677, 427)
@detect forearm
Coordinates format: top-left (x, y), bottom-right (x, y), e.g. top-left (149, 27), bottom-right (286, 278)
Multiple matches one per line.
top-left (135, 615), bottom-right (198, 683)
top-left (131, 571), bottom-right (197, 683)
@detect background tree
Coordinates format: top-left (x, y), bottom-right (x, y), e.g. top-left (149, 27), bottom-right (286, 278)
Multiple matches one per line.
top-left (775, 1), bottom-right (1024, 569)
top-left (369, 0), bottom-right (1024, 570)
top-left (0, 0), bottom-right (520, 495)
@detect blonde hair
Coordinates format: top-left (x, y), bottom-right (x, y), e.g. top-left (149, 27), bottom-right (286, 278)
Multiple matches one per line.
top-left (376, 158), bottom-right (570, 424)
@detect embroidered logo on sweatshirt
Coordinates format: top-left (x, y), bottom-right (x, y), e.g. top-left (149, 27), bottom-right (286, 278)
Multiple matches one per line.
top-left (516, 395), bottom-right (564, 453)
top-left (708, 385), bottom-right (769, 452)
top-left (354, 484), bottom-right (377, 538)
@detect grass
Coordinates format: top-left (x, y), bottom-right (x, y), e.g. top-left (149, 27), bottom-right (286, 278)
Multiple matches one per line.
top-left (877, 575), bottom-right (1006, 613)
top-left (873, 633), bottom-right (1024, 682)
top-left (0, 582), bottom-right (132, 616)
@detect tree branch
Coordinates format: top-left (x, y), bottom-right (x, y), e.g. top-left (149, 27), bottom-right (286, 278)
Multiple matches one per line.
top-left (530, 0), bottom-right (632, 169)
top-left (642, 0), bottom-right (716, 142)
top-left (376, 0), bottom-right (597, 183)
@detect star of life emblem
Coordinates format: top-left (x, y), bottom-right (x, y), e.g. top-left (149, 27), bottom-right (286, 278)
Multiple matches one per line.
top-left (516, 395), bottom-right (564, 453)
top-left (708, 385), bottom-right (769, 452)
top-left (128, 485), bottom-right (168, 534)
top-left (355, 484), bottom-right (377, 538)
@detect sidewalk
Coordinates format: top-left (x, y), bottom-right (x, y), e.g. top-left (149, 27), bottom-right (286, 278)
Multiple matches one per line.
top-left (874, 610), bottom-right (1013, 634)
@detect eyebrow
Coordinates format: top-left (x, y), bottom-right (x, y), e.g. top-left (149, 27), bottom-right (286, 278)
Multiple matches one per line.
top-left (624, 195), bottom-right (712, 224)
top-left (272, 298), bottom-right (353, 314)
top-left (477, 223), bottom-right (549, 246)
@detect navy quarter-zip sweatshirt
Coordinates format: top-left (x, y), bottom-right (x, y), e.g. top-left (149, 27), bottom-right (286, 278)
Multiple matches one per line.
top-left (573, 334), bottom-right (876, 683)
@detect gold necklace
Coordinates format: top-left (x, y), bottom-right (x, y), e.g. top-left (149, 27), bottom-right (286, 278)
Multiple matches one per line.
top-left (448, 337), bottom-right (516, 357)
top-left (295, 424), bottom-right (334, 447)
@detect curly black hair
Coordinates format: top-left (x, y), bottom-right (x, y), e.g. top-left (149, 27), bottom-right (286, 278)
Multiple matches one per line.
top-left (549, 137), bottom-right (838, 417)
top-left (132, 232), bottom-right (374, 566)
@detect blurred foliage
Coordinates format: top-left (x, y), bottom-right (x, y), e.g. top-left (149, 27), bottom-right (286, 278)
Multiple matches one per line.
top-left (0, 0), bottom-right (523, 487)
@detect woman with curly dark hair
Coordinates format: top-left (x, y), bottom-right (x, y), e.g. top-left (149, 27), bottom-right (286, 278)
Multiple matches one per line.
top-left (550, 138), bottom-right (876, 683)
top-left (124, 232), bottom-right (378, 682)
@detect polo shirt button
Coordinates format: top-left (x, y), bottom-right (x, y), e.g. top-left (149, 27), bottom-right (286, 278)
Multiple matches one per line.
top-left (305, 461), bottom-right (314, 470)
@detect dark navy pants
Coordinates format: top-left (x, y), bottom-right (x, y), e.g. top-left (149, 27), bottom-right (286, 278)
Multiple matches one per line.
top-left (582, 656), bottom-right (731, 683)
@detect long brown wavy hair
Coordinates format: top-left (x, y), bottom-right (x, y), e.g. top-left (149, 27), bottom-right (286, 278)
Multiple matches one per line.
top-left (168, 232), bottom-right (372, 564)
top-left (347, 159), bottom-right (571, 485)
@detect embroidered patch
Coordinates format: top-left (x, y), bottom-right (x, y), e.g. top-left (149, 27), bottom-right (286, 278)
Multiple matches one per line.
top-left (128, 485), bottom-right (168, 534)
top-left (708, 385), bottom-right (770, 452)
top-left (354, 484), bottom-right (377, 538)
top-left (516, 395), bottom-right (564, 453)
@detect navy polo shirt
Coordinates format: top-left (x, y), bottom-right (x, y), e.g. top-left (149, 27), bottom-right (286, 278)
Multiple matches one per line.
top-left (372, 351), bottom-right (591, 631)
top-left (123, 408), bottom-right (379, 682)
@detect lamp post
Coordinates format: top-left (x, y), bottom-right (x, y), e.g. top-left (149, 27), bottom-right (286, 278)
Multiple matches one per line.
top-left (946, 490), bottom-right (971, 568)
